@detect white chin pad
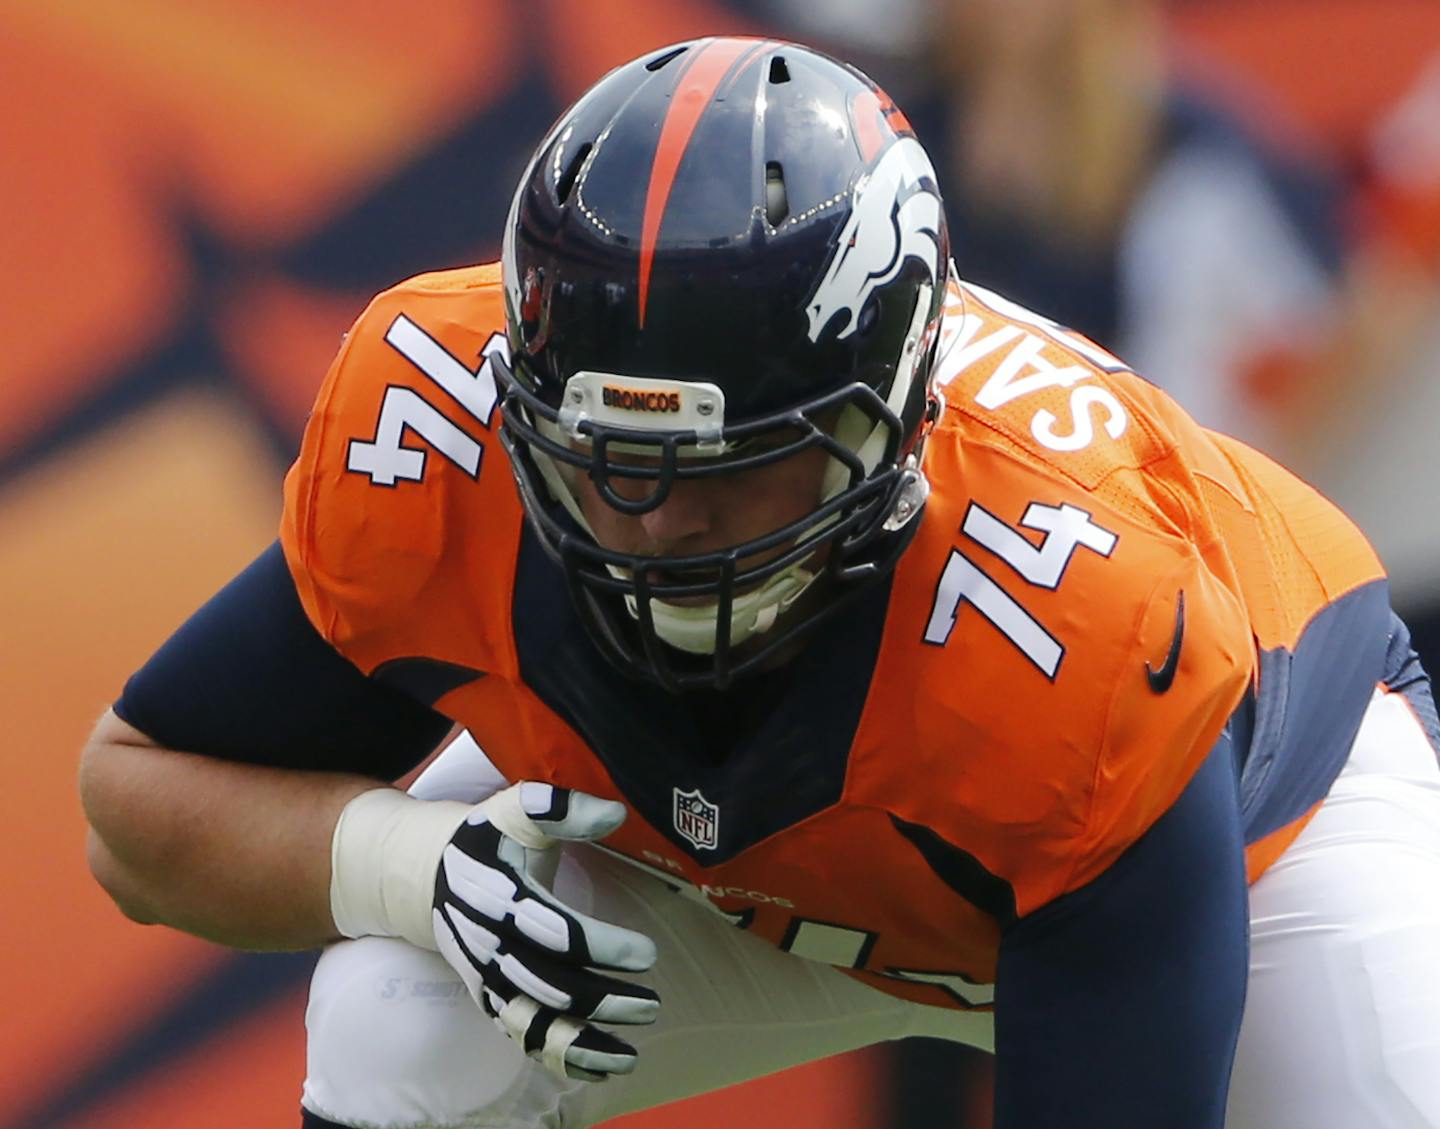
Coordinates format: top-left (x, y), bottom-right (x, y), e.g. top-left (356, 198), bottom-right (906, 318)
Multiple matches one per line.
top-left (628, 562), bottom-right (818, 655)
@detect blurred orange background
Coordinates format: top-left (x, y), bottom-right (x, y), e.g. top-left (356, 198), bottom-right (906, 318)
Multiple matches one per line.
top-left (3, 2), bottom-right (1437, 1127)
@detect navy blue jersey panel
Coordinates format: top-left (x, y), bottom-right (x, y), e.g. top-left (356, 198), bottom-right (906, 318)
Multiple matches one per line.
top-left (993, 732), bottom-right (1247, 1129)
top-left (1381, 609), bottom-right (1440, 755)
top-left (1238, 580), bottom-right (1391, 841)
top-left (512, 524), bottom-right (888, 863)
top-left (115, 541), bottom-right (457, 778)
top-left (371, 656), bottom-right (488, 707)
top-left (301, 1111), bottom-right (348, 1129)
top-left (890, 814), bottom-right (1018, 926)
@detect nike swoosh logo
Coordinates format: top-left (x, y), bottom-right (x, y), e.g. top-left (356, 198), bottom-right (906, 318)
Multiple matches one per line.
top-left (1146, 590), bottom-right (1186, 694)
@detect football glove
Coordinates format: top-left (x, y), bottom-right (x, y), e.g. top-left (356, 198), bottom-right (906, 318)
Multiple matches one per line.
top-left (329, 781), bottom-right (659, 1082)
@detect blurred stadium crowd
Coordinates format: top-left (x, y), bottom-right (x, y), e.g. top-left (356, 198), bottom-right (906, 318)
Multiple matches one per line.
top-left (2, 2), bottom-right (1436, 1127)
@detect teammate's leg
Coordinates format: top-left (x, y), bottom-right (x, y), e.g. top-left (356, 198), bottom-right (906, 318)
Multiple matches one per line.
top-left (302, 733), bottom-right (993, 1128)
top-left (1228, 688), bottom-right (1440, 1129)
top-left (303, 846), bottom-right (993, 1128)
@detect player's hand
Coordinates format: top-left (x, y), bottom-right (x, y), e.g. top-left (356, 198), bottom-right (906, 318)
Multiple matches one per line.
top-left (431, 781), bottom-right (660, 1082)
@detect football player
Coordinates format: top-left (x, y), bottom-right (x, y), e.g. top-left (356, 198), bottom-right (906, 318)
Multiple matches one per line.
top-left (79, 37), bottom-right (1440, 1129)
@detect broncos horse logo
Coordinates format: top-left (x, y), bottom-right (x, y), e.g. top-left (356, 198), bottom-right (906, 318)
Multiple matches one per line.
top-left (805, 136), bottom-right (943, 343)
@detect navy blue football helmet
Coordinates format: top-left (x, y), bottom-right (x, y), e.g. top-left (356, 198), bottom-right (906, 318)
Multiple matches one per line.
top-left (495, 37), bottom-right (949, 690)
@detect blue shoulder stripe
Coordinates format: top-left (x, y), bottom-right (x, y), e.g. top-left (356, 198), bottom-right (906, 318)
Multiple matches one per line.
top-left (1235, 579), bottom-right (1391, 843)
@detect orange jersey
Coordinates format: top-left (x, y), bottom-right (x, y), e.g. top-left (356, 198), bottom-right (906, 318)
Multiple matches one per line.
top-left (281, 264), bottom-right (1389, 1008)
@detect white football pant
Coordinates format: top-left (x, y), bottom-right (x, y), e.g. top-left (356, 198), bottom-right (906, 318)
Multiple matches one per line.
top-left (302, 688), bottom-right (1440, 1128)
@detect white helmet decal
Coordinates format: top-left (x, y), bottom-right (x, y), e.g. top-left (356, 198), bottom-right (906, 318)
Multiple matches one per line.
top-left (805, 136), bottom-right (943, 342)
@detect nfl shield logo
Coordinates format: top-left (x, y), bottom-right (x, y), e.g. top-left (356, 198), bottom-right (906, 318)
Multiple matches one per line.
top-left (673, 787), bottom-right (719, 851)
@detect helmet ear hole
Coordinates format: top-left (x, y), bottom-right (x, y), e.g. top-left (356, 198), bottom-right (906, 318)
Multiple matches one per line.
top-left (765, 162), bottom-right (790, 227)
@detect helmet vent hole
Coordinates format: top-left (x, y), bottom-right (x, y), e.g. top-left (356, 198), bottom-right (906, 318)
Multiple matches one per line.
top-left (647, 46), bottom-right (688, 71)
top-left (765, 161), bottom-right (789, 226)
top-left (556, 142), bottom-right (592, 204)
top-left (769, 56), bottom-right (791, 84)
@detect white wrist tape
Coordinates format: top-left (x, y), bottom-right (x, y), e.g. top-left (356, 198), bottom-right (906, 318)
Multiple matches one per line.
top-left (482, 781), bottom-right (558, 849)
top-left (329, 788), bottom-right (471, 950)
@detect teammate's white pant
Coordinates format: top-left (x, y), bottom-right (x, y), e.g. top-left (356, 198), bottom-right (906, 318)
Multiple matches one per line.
top-left (302, 689), bottom-right (1440, 1128)
top-left (1228, 688), bottom-right (1440, 1129)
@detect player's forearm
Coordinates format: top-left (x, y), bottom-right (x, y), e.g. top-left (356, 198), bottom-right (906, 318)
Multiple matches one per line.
top-left (79, 708), bottom-right (380, 950)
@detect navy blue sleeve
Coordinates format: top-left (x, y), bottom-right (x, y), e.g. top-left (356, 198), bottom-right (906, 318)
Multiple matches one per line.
top-left (115, 541), bottom-right (454, 780)
top-left (993, 731), bottom-right (1249, 1129)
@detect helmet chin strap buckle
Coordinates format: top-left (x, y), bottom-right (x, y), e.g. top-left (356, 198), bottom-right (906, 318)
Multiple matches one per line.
top-left (882, 456), bottom-right (930, 532)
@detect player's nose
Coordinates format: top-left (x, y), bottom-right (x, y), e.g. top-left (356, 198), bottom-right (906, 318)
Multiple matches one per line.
top-left (636, 476), bottom-right (716, 546)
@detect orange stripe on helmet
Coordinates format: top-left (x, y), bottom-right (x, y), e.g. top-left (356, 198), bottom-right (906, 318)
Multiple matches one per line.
top-left (637, 37), bottom-right (772, 329)
top-left (850, 87), bottom-right (915, 163)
